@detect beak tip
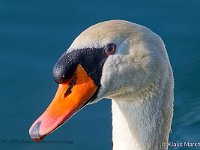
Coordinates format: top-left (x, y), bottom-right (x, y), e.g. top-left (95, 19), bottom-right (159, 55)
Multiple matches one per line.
top-left (29, 121), bottom-right (46, 142)
top-left (30, 135), bottom-right (46, 142)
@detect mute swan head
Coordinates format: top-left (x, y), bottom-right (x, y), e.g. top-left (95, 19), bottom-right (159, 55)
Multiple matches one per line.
top-left (29, 20), bottom-right (174, 150)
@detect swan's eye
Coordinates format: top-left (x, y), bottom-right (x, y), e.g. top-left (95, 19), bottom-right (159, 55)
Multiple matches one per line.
top-left (104, 43), bottom-right (116, 56)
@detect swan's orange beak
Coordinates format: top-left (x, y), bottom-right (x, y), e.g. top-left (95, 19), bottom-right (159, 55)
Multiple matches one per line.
top-left (29, 65), bottom-right (98, 142)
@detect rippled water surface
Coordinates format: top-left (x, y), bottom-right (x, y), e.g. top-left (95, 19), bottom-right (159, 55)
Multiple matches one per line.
top-left (0, 0), bottom-right (200, 150)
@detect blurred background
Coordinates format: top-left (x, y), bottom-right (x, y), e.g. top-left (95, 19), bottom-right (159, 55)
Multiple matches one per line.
top-left (0, 0), bottom-right (200, 150)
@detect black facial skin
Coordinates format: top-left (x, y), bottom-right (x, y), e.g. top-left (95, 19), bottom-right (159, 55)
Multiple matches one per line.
top-left (53, 45), bottom-right (116, 87)
top-left (53, 48), bottom-right (104, 86)
top-left (53, 44), bottom-right (116, 104)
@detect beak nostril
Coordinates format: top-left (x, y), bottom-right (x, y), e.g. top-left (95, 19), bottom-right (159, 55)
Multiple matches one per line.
top-left (64, 78), bottom-right (76, 97)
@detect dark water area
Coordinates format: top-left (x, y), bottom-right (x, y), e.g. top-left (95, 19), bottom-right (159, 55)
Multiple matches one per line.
top-left (0, 0), bottom-right (200, 150)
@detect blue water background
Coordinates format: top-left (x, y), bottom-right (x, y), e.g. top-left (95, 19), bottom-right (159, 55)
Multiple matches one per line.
top-left (0, 0), bottom-right (200, 150)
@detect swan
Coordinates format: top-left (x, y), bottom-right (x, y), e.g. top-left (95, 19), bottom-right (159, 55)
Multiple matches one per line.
top-left (29, 20), bottom-right (174, 150)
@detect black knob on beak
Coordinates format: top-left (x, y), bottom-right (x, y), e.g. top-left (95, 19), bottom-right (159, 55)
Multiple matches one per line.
top-left (53, 47), bottom-right (108, 86)
top-left (53, 51), bottom-right (80, 84)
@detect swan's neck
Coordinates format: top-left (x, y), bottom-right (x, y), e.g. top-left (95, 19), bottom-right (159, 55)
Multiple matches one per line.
top-left (112, 97), bottom-right (171, 150)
